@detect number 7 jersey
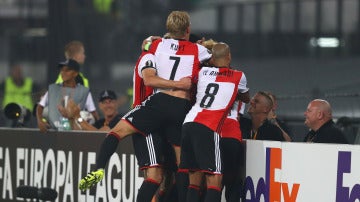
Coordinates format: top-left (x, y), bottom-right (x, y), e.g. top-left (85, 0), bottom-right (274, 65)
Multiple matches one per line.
top-left (184, 66), bottom-right (247, 133)
top-left (148, 38), bottom-right (212, 92)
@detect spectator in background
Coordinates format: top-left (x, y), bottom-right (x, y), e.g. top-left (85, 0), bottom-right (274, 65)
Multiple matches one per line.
top-left (55, 40), bottom-right (90, 88)
top-left (266, 92), bottom-right (293, 142)
top-left (303, 99), bottom-right (348, 144)
top-left (36, 59), bottom-right (97, 133)
top-left (243, 91), bottom-right (285, 141)
top-left (67, 90), bottom-right (122, 131)
top-left (1, 64), bottom-right (40, 112)
top-left (239, 111), bottom-right (252, 139)
top-left (0, 63), bottom-right (41, 127)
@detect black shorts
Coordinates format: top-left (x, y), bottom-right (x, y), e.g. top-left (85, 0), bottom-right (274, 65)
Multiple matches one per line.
top-left (180, 122), bottom-right (223, 174)
top-left (132, 132), bottom-right (164, 169)
top-left (124, 92), bottom-right (192, 146)
top-left (132, 131), bottom-right (177, 171)
top-left (220, 138), bottom-right (242, 177)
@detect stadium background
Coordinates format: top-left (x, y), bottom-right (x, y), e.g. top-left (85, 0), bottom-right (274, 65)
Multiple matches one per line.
top-left (0, 0), bottom-right (360, 142)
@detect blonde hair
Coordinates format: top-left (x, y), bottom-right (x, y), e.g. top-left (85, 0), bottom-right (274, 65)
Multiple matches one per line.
top-left (163, 32), bottom-right (171, 39)
top-left (64, 41), bottom-right (84, 59)
top-left (201, 39), bottom-right (218, 50)
top-left (166, 11), bottom-right (190, 38)
top-left (257, 91), bottom-right (274, 112)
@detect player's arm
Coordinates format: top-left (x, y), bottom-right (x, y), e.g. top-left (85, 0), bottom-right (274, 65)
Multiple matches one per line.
top-left (142, 68), bottom-right (191, 90)
top-left (197, 43), bottom-right (212, 65)
top-left (139, 53), bottom-right (191, 90)
top-left (141, 36), bottom-right (161, 51)
top-left (238, 91), bottom-right (250, 103)
top-left (236, 73), bottom-right (250, 103)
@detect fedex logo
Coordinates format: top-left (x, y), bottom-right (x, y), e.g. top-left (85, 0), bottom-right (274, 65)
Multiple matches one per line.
top-left (244, 147), bottom-right (300, 202)
top-left (336, 151), bottom-right (360, 202)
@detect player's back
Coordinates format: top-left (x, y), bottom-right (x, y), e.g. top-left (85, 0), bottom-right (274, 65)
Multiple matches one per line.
top-left (149, 38), bottom-right (211, 92)
top-left (184, 66), bottom-right (244, 132)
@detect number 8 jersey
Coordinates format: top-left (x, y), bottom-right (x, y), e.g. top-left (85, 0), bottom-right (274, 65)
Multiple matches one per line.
top-left (184, 66), bottom-right (247, 133)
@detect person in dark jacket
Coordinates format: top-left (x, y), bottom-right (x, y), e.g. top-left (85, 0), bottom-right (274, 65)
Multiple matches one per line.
top-left (303, 99), bottom-right (348, 144)
top-left (242, 91), bottom-right (285, 141)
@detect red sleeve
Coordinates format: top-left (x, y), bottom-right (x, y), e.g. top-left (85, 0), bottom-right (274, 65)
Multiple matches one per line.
top-left (148, 38), bottom-right (162, 54)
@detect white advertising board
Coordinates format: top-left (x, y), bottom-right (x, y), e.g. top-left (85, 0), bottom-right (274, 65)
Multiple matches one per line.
top-left (244, 140), bottom-right (360, 202)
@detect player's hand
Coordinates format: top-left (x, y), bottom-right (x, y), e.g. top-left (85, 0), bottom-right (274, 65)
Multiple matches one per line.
top-left (196, 37), bottom-right (206, 44)
top-left (141, 35), bottom-right (161, 51)
top-left (177, 77), bottom-right (192, 90)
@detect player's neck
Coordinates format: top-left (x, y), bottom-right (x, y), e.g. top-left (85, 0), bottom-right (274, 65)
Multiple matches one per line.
top-left (213, 60), bottom-right (229, 68)
top-left (170, 33), bottom-right (187, 41)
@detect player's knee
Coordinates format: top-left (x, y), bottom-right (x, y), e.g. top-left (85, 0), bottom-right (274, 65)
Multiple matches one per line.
top-left (145, 167), bottom-right (164, 183)
top-left (206, 174), bottom-right (223, 188)
top-left (111, 120), bottom-right (136, 138)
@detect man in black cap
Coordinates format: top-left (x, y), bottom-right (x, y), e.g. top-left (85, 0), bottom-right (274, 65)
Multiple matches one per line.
top-left (67, 90), bottom-right (122, 131)
top-left (55, 40), bottom-right (90, 87)
top-left (36, 59), bottom-right (98, 132)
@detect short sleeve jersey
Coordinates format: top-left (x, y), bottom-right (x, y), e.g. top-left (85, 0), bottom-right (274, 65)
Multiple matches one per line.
top-left (183, 67), bottom-right (244, 132)
top-left (224, 73), bottom-right (248, 121)
top-left (132, 52), bottom-right (155, 107)
top-left (220, 73), bottom-right (248, 140)
top-left (148, 38), bottom-right (211, 92)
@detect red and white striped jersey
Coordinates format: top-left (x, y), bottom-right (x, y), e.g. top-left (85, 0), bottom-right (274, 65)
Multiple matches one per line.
top-left (148, 38), bottom-right (211, 93)
top-left (221, 73), bottom-right (248, 141)
top-left (132, 52), bottom-right (155, 107)
top-left (184, 66), bottom-right (246, 132)
top-left (220, 101), bottom-right (243, 141)
top-left (239, 101), bottom-right (246, 115)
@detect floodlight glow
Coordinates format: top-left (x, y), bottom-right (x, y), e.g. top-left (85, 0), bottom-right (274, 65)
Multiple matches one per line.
top-left (23, 28), bottom-right (47, 37)
top-left (310, 37), bottom-right (340, 48)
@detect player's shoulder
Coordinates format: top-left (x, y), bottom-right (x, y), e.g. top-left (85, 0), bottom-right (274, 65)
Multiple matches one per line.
top-left (151, 38), bottom-right (163, 45)
top-left (140, 52), bottom-right (154, 60)
top-left (228, 66), bottom-right (243, 72)
top-left (228, 67), bottom-right (246, 76)
top-left (199, 66), bottom-right (218, 72)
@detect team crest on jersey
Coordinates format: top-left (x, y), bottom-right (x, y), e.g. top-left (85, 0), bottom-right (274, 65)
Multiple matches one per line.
top-left (145, 60), bottom-right (153, 67)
